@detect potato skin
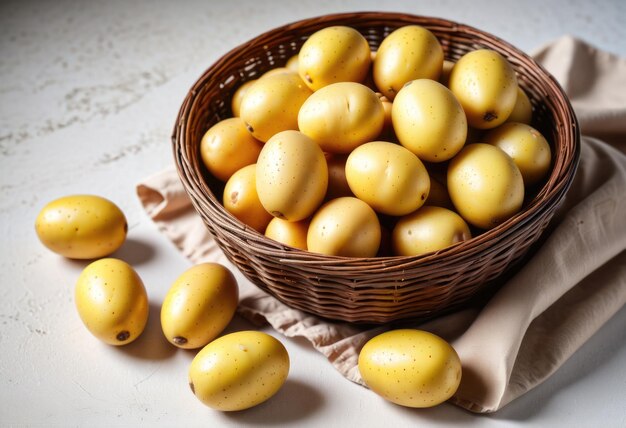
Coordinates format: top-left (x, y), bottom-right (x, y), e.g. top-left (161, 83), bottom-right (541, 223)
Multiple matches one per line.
top-left (189, 331), bottom-right (290, 411)
top-left (345, 141), bottom-right (430, 216)
top-left (307, 197), bottom-right (381, 257)
top-left (75, 258), bottom-right (148, 345)
top-left (358, 329), bottom-right (462, 408)
top-left (256, 130), bottom-right (328, 222)
top-left (449, 49), bottom-right (518, 129)
top-left (373, 25), bottom-right (444, 100)
top-left (392, 79), bottom-right (467, 162)
top-left (298, 26), bottom-right (371, 91)
top-left (298, 82), bottom-right (384, 154)
top-left (161, 263), bottom-right (239, 349)
top-left (447, 143), bottom-right (524, 229)
top-left (35, 194), bottom-right (127, 259)
top-left (485, 122), bottom-right (551, 186)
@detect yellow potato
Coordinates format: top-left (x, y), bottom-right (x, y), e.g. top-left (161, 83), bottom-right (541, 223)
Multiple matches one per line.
top-left (285, 54), bottom-right (299, 72)
top-left (298, 26), bottom-right (371, 90)
top-left (231, 79), bottom-right (257, 117)
top-left (260, 67), bottom-right (294, 79)
top-left (392, 206), bottom-right (471, 256)
top-left (160, 263), bottom-right (239, 349)
top-left (392, 79), bottom-right (467, 162)
top-left (485, 122), bottom-right (551, 186)
top-left (239, 72), bottom-right (312, 142)
top-left (200, 117), bottom-right (263, 182)
top-left (448, 143), bottom-right (524, 229)
top-left (223, 164), bottom-right (273, 233)
top-left (506, 87), bottom-right (533, 125)
top-left (307, 197), bottom-right (381, 257)
top-left (35, 194), bottom-right (127, 259)
top-left (298, 82), bottom-right (384, 154)
top-left (345, 141), bottom-right (430, 216)
top-left (256, 130), bottom-right (328, 221)
top-left (373, 25), bottom-right (444, 100)
top-left (425, 177), bottom-right (454, 210)
top-left (439, 59), bottom-right (455, 87)
top-left (376, 92), bottom-right (395, 141)
top-left (325, 154), bottom-right (353, 200)
top-left (265, 217), bottom-right (309, 250)
top-left (189, 331), bottom-right (289, 411)
top-left (449, 49), bottom-right (518, 129)
top-left (75, 258), bottom-right (148, 345)
top-left (358, 329), bottom-right (462, 408)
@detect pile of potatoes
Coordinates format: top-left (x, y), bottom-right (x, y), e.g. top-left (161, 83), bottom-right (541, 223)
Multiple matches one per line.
top-left (201, 25), bottom-right (552, 258)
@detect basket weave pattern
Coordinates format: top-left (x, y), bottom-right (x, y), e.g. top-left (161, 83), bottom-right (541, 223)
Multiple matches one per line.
top-left (172, 12), bottom-right (580, 323)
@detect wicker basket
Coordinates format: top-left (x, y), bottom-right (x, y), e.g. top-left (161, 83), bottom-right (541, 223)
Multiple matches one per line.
top-left (172, 12), bottom-right (580, 324)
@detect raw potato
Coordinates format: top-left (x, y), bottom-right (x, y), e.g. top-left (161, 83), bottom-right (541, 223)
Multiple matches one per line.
top-left (256, 130), bottom-right (328, 221)
top-left (231, 79), bottom-right (257, 117)
top-left (298, 26), bottom-right (371, 90)
top-left (223, 164), bottom-right (273, 233)
top-left (189, 331), bottom-right (290, 411)
top-left (325, 154), bottom-right (353, 200)
top-left (200, 117), bottom-right (263, 182)
top-left (298, 82), bottom-right (384, 154)
top-left (285, 54), bottom-right (299, 72)
top-left (307, 197), bottom-right (381, 257)
top-left (392, 79), bottom-right (467, 162)
top-left (240, 72), bottom-right (312, 142)
top-left (485, 122), bottom-right (551, 186)
top-left (439, 59), bottom-right (455, 87)
top-left (449, 49), bottom-right (518, 129)
top-left (35, 194), bottom-right (127, 259)
top-left (265, 217), bottom-right (309, 250)
top-left (448, 143), bottom-right (524, 229)
top-left (160, 263), bottom-right (239, 349)
top-left (75, 258), bottom-right (148, 345)
top-left (425, 177), bottom-right (454, 210)
top-left (345, 141), bottom-right (430, 216)
top-left (373, 25), bottom-right (444, 100)
top-left (506, 87), bottom-right (533, 125)
top-left (358, 329), bottom-right (462, 408)
top-left (392, 206), bottom-right (471, 256)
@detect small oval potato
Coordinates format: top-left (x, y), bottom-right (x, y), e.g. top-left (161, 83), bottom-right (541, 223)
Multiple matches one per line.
top-left (345, 141), bottom-right (430, 216)
top-left (35, 194), bottom-right (127, 259)
top-left (223, 164), bottom-right (273, 233)
top-left (189, 331), bottom-right (290, 411)
top-left (506, 87), bottom-right (533, 125)
top-left (392, 206), bottom-right (471, 256)
top-left (240, 72), bottom-right (312, 142)
top-left (325, 154), bottom-right (353, 200)
top-left (265, 217), bottom-right (309, 250)
top-left (484, 122), bottom-right (551, 186)
top-left (307, 197), bottom-right (381, 257)
top-left (374, 25), bottom-right (444, 100)
top-left (200, 117), bottom-right (263, 182)
top-left (231, 79), bottom-right (257, 117)
top-left (392, 79), bottom-right (467, 162)
top-left (256, 130), bottom-right (328, 222)
top-left (75, 258), bottom-right (148, 345)
top-left (447, 143), bottom-right (524, 229)
top-left (449, 49), bottom-right (518, 129)
top-left (161, 263), bottom-right (239, 349)
top-left (298, 26), bottom-right (371, 90)
top-left (298, 82), bottom-right (384, 154)
top-left (358, 329), bottom-right (462, 408)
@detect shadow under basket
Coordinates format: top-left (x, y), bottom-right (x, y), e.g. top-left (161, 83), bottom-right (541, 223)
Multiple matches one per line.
top-left (172, 12), bottom-right (580, 324)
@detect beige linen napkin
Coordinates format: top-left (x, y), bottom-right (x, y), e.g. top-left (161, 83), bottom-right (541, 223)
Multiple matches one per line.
top-left (136, 36), bottom-right (626, 413)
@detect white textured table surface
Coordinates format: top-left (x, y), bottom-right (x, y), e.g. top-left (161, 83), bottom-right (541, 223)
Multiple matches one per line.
top-left (1, 1), bottom-right (625, 427)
